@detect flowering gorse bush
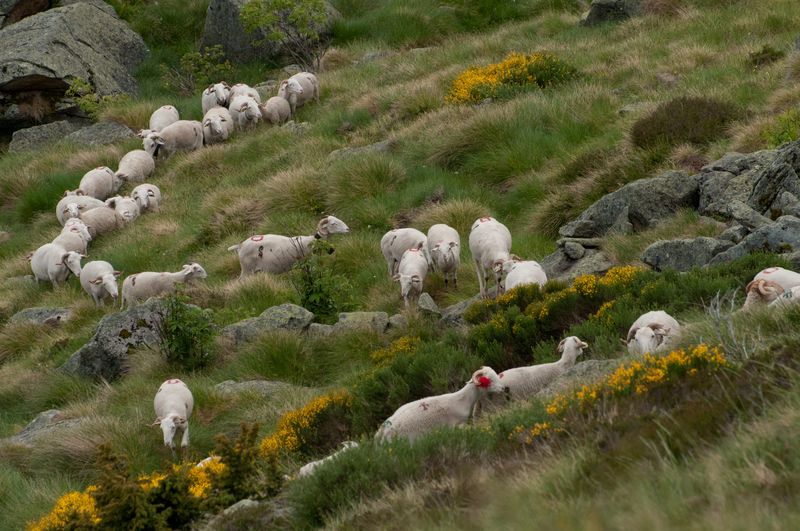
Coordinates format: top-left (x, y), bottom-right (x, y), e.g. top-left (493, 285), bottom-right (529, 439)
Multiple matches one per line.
top-left (370, 336), bottom-right (420, 366)
top-left (28, 489), bottom-right (101, 531)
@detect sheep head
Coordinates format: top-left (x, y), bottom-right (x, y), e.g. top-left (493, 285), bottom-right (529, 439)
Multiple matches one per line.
top-left (182, 263), bottom-right (208, 281)
top-left (158, 414), bottom-right (187, 449)
top-left (317, 215), bottom-right (350, 237)
top-left (743, 279), bottom-right (784, 308)
top-left (393, 272), bottom-right (422, 300)
top-left (627, 325), bottom-right (669, 355)
top-left (143, 133), bottom-right (165, 157)
top-left (57, 251), bottom-right (83, 278)
top-left (63, 203), bottom-right (82, 220)
top-left (558, 336), bottom-right (588, 363)
top-left (64, 219), bottom-right (92, 242)
top-left (213, 82), bottom-right (230, 105)
top-left (469, 366), bottom-right (507, 395)
top-left (91, 272), bottom-right (120, 300)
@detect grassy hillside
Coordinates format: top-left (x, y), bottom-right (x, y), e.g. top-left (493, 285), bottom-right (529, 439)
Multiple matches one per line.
top-left (2, 0), bottom-right (800, 528)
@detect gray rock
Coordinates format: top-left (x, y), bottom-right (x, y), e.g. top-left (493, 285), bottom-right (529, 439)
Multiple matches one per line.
top-left (64, 121), bottom-right (134, 146)
top-left (557, 237), bottom-right (603, 249)
top-left (536, 360), bottom-right (619, 400)
top-left (388, 313), bottom-right (408, 330)
top-left (709, 215), bottom-right (800, 266)
top-left (641, 237), bottom-right (733, 272)
top-left (222, 303), bottom-right (314, 346)
top-left (563, 241), bottom-right (586, 260)
top-left (697, 150), bottom-right (778, 215)
top-left (719, 224), bottom-right (749, 243)
top-left (417, 292), bottom-right (440, 316)
top-left (60, 0), bottom-right (116, 17)
top-left (4, 409), bottom-right (85, 445)
top-left (60, 299), bottom-right (167, 380)
top-left (580, 0), bottom-right (641, 26)
top-left (327, 139), bottom-right (395, 161)
top-left (785, 250), bottom-right (800, 271)
top-left (541, 247), bottom-right (615, 281)
top-left (283, 64), bottom-right (302, 75)
top-left (747, 141), bottom-right (800, 214)
top-left (10, 306), bottom-right (72, 326)
top-left (0, 0), bottom-right (49, 29)
top-left (559, 170), bottom-right (698, 238)
top-left (201, 499), bottom-right (264, 531)
top-left (704, 200), bottom-right (772, 230)
top-left (771, 191), bottom-right (800, 218)
top-left (215, 380), bottom-right (291, 396)
top-left (440, 294), bottom-right (481, 327)
top-left (281, 120), bottom-right (311, 136)
top-left (333, 312), bottom-right (389, 334)
top-left (307, 322), bottom-right (334, 338)
top-left (254, 80), bottom-right (278, 100)
top-left (8, 120), bottom-right (86, 152)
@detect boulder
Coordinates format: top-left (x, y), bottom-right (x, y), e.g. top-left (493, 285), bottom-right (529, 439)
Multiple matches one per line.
top-left (718, 224), bottom-right (749, 244)
top-left (60, 0), bottom-right (117, 17)
top-left (703, 200), bottom-right (772, 230)
top-left (222, 303), bottom-right (314, 346)
top-left (580, 0), bottom-right (641, 26)
top-left (333, 312), bottom-right (389, 334)
top-left (641, 237), bottom-right (733, 272)
top-left (8, 119), bottom-right (86, 152)
top-left (440, 293), bottom-right (483, 327)
top-left (64, 121), bottom-right (134, 147)
top-left (60, 299), bottom-right (166, 380)
top-left (709, 216), bottom-right (800, 266)
top-left (307, 323), bottom-right (334, 338)
top-left (747, 141), bottom-right (800, 214)
top-left (215, 380), bottom-right (291, 396)
top-left (697, 150), bottom-right (778, 215)
top-left (388, 313), bottom-right (408, 330)
top-left (417, 293), bottom-right (440, 317)
top-left (0, 0), bottom-right (50, 29)
top-left (327, 139), bottom-right (395, 161)
top-left (563, 241), bottom-right (586, 260)
top-left (0, 2), bottom-right (147, 132)
top-left (559, 170), bottom-right (699, 238)
top-left (3, 409), bottom-right (85, 445)
top-left (541, 247), bottom-right (615, 281)
top-left (10, 306), bottom-right (72, 326)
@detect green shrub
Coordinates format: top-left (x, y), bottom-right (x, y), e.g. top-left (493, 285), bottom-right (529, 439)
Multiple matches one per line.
top-left (155, 293), bottom-right (217, 371)
top-left (748, 44), bottom-right (786, 68)
top-left (160, 45), bottom-right (234, 96)
top-left (290, 239), bottom-right (353, 324)
top-left (13, 171), bottom-right (82, 223)
top-left (762, 108), bottom-right (800, 148)
top-left (207, 423), bottom-right (274, 508)
top-left (630, 96), bottom-right (739, 149)
top-left (65, 78), bottom-right (130, 119)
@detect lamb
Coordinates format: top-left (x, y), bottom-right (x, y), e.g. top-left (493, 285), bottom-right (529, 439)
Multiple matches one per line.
top-left (228, 95), bottom-right (261, 130)
top-left (296, 441), bottom-right (359, 479)
top-left (259, 96), bottom-right (291, 126)
top-left (52, 218), bottom-right (92, 254)
top-left (79, 260), bottom-right (121, 306)
top-left (121, 263), bottom-right (208, 308)
top-left (153, 379), bottom-right (194, 450)
top-left (626, 310), bottom-right (680, 355)
top-left (56, 195), bottom-right (105, 225)
top-left (78, 202), bottom-right (125, 238)
top-left (148, 105), bottom-right (180, 133)
top-left (202, 106), bottom-right (234, 144)
top-left (468, 216), bottom-right (516, 298)
top-left (394, 245), bottom-right (428, 307)
top-left (107, 196), bottom-right (140, 223)
top-left (142, 120), bottom-right (204, 159)
top-left (228, 83), bottom-right (261, 104)
top-left (375, 366), bottom-right (508, 443)
top-left (201, 81), bottom-right (231, 115)
top-left (30, 243), bottom-right (83, 288)
top-left (504, 260), bottom-right (547, 291)
top-left (115, 150), bottom-right (155, 184)
top-left (380, 228), bottom-right (427, 278)
top-left (426, 224), bottom-right (460, 289)
top-left (228, 216), bottom-right (350, 277)
top-left (742, 267), bottom-right (800, 308)
top-left (131, 184), bottom-right (162, 213)
top-left (278, 72), bottom-right (319, 116)
top-left (70, 167), bottom-right (120, 200)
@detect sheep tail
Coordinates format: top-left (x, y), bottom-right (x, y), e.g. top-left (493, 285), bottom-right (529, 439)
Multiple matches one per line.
top-left (227, 244), bottom-right (240, 252)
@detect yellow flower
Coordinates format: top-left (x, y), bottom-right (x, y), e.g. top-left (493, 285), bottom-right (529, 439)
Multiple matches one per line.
top-left (371, 336), bottom-right (420, 365)
top-left (599, 266), bottom-right (644, 287)
top-left (186, 456), bottom-right (226, 498)
top-left (28, 491), bottom-right (101, 531)
top-left (572, 274), bottom-right (598, 296)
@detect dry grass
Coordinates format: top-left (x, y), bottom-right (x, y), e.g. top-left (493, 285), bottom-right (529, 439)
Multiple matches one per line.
top-left (410, 198), bottom-right (490, 236)
top-left (97, 102), bottom-right (155, 130)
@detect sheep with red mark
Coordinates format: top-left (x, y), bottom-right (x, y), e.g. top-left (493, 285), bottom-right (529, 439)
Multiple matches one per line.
top-left (743, 267), bottom-right (800, 308)
top-left (30, 243), bottom-right (83, 288)
top-left (153, 379), bottom-right (194, 450)
top-left (427, 223), bottom-right (460, 289)
top-left (469, 216), bottom-right (516, 298)
top-left (79, 260), bottom-right (121, 306)
top-left (380, 228), bottom-right (427, 278)
top-left (626, 310), bottom-right (680, 355)
top-left (121, 263), bottom-right (208, 308)
top-left (52, 218), bottom-right (92, 254)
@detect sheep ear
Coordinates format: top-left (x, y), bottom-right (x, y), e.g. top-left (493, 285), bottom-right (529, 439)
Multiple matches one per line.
top-left (511, 254), bottom-right (522, 262)
top-left (392, 274), bottom-right (401, 282)
top-left (239, 103), bottom-right (248, 112)
top-left (414, 242), bottom-right (424, 251)
top-left (63, 190), bottom-right (70, 197)
top-left (75, 190), bottom-right (85, 196)
top-left (90, 278), bottom-right (103, 285)
top-left (152, 418), bottom-right (161, 427)
top-left (626, 327), bottom-right (638, 342)
top-left (203, 119), bottom-right (210, 126)
top-left (557, 339), bottom-right (566, 352)
top-left (319, 217), bottom-right (330, 227)
top-left (114, 271), bottom-right (123, 277)
top-left (156, 137), bottom-right (166, 146)
top-left (177, 417), bottom-right (186, 424)
top-left (411, 274), bottom-right (421, 282)
top-left (449, 241), bottom-right (457, 248)
top-left (221, 81), bottom-right (230, 88)
top-left (580, 341), bottom-right (588, 349)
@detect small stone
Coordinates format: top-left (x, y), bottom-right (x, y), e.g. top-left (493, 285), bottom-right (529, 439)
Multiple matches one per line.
top-left (283, 64), bottom-right (302, 75)
top-left (327, 139), bottom-right (394, 161)
top-left (563, 241), bottom-right (586, 260)
top-left (719, 224), bottom-right (749, 243)
top-left (307, 323), bottom-right (334, 338)
top-left (417, 293), bottom-right (440, 316)
top-left (333, 312), bottom-right (389, 334)
top-left (388, 313), bottom-right (408, 330)
top-left (10, 307), bottom-right (73, 326)
top-left (281, 120), bottom-right (311, 136)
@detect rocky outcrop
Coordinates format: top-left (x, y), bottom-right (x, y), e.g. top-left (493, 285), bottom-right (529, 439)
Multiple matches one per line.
top-left (64, 121), bottom-right (135, 147)
top-left (0, 0), bottom-right (50, 29)
top-left (541, 238), bottom-right (615, 281)
top-left (642, 237), bottom-right (733, 272)
top-left (580, 0), bottom-right (642, 27)
top-left (222, 303), bottom-right (315, 346)
top-left (332, 312), bottom-right (389, 334)
top-left (2, 409), bottom-right (85, 446)
top-left (709, 216), bottom-right (800, 266)
top-left (417, 293), bottom-right (440, 317)
top-left (10, 306), bottom-right (72, 326)
top-left (8, 119), bottom-right (87, 152)
top-left (327, 139), bottom-right (395, 161)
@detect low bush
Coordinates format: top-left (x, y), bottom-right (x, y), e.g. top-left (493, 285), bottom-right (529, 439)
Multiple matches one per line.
top-left (65, 78), bottom-right (130, 119)
top-left (155, 293), bottom-right (218, 371)
top-left (290, 239), bottom-right (354, 324)
top-left (160, 45), bottom-right (235, 96)
top-left (630, 96), bottom-right (739, 149)
top-left (748, 44), bottom-right (786, 68)
top-left (762, 107), bottom-right (800, 148)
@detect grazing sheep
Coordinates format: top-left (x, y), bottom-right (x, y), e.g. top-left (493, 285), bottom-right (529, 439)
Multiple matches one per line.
top-left (375, 366), bottom-right (508, 443)
top-left (469, 216), bottom-right (516, 299)
top-left (228, 83), bottom-right (261, 104)
top-left (56, 195), bottom-right (105, 225)
top-left (148, 105), bottom-right (180, 133)
top-left (228, 95), bottom-right (261, 130)
top-left (278, 72), bottom-right (319, 116)
top-left (769, 286), bottom-right (800, 309)
top-left (626, 310), bottom-right (680, 355)
top-left (743, 267), bottom-right (800, 308)
top-left (296, 441), bottom-right (359, 479)
top-left (52, 218), bottom-right (92, 254)
top-left (79, 260), bottom-right (121, 306)
top-left (30, 243), bottom-right (83, 288)
top-left (201, 81), bottom-right (231, 115)
top-left (427, 224), bottom-right (460, 289)
top-left (107, 196), bottom-right (140, 223)
top-left (228, 216), bottom-right (350, 277)
top-left (115, 150), bottom-right (155, 184)
top-left (78, 202), bottom-right (125, 238)
top-left (71, 167), bottom-right (120, 200)
top-left (143, 120), bottom-right (204, 158)
top-left (131, 184), bottom-right (162, 213)
top-left (202, 106), bottom-right (234, 145)
top-left (259, 96), bottom-right (291, 126)
top-left (153, 379), bottom-right (194, 450)
top-left (498, 336), bottom-right (587, 401)
top-left (380, 228), bottom-right (427, 278)
top-left (394, 245), bottom-right (428, 308)
top-left (504, 260), bottom-right (547, 292)
top-left (121, 263), bottom-right (208, 308)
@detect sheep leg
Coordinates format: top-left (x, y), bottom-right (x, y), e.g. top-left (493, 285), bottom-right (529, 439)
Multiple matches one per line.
top-left (494, 270), bottom-right (503, 298)
top-left (181, 425), bottom-right (189, 448)
top-left (453, 271), bottom-right (458, 289)
top-left (474, 259), bottom-right (486, 298)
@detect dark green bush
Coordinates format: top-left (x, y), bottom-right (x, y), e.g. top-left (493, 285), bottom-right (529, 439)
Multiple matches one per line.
top-left (630, 96), bottom-right (739, 149)
top-left (160, 45), bottom-right (234, 96)
top-left (748, 44), bottom-right (786, 68)
top-left (207, 423), bottom-right (274, 508)
top-left (155, 293), bottom-right (217, 371)
top-left (291, 239), bottom-right (353, 324)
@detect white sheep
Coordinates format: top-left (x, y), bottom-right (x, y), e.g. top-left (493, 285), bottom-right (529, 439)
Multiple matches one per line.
top-left (202, 106), bottom-right (234, 145)
top-left (278, 72), bottom-right (319, 116)
top-left (153, 379), bottom-right (194, 450)
top-left (626, 310), bottom-right (680, 355)
top-left (71, 166), bottom-right (120, 200)
top-left (228, 95), bottom-right (261, 130)
top-left (296, 441), bottom-right (359, 479)
top-left (106, 196), bottom-right (140, 224)
top-left (121, 263), bottom-right (208, 308)
top-left (78, 202), bottom-right (125, 238)
top-left (394, 245), bottom-right (428, 308)
top-left (497, 336), bottom-right (587, 401)
top-left (504, 260), bottom-right (547, 291)
top-left (259, 96), bottom-right (291, 126)
top-left (426, 224), bottom-right (460, 289)
top-left (201, 81), bottom-right (231, 115)
top-left (228, 216), bottom-right (350, 277)
top-left (52, 218), bottom-right (92, 254)
top-left (380, 228), bottom-right (427, 278)
top-left (143, 120), bottom-right (204, 159)
top-left (743, 267), bottom-right (800, 308)
top-left (56, 195), bottom-right (105, 225)
top-left (769, 286), bottom-right (800, 309)
top-left (375, 366), bottom-right (508, 443)
top-left (79, 260), bottom-right (121, 306)
top-left (468, 216), bottom-right (516, 299)
top-left (131, 184), bottom-right (162, 213)
top-left (147, 105), bottom-right (180, 133)
top-left (115, 150), bottom-right (155, 184)
top-left (228, 83), bottom-right (261, 104)
top-left (30, 243), bottom-right (83, 288)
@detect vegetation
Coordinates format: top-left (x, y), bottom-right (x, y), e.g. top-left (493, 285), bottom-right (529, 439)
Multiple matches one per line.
top-left (154, 293), bottom-right (217, 371)
top-left (630, 96), bottom-right (740, 149)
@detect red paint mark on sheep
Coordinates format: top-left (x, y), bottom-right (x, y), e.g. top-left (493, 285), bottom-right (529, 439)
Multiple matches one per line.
top-left (478, 376), bottom-right (491, 388)
top-left (762, 267), bottom-right (780, 274)
top-left (479, 216), bottom-right (492, 223)
top-left (166, 379), bottom-right (182, 384)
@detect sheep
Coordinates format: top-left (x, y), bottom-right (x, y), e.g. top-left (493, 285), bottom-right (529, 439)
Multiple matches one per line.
top-left (78, 201), bottom-right (125, 238)
top-left (131, 184), bottom-right (162, 213)
top-left (743, 267), bottom-right (800, 308)
top-left (468, 216), bottom-right (516, 299)
top-left (228, 215), bottom-right (350, 277)
top-left (296, 441), bottom-right (359, 479)
top-left (375, 366), bottom-right (508, 443)
top-left (115, 150), bottom-right (155, 184)
top-left (142, 120), bottom-right (204, 159)
top-left (56, 195), bottom-right (105, 225)
top-left (228, 83), bottom-right (261, 104)
top-left (278, 72), bottom-right (319, 116)
top-left (52, 218), bottom-right (92, 254)
top-left (202, 106), bottom-right (234, 145)
top-left (106, 196), bottom-right (140, 223)
top-left (30, 243), bottom-right (83, 288)
top-left (201, 81), bottom-right (231, 115)
top-left (69, 166), bottom-right (120, 200)
top-left (259, 96), bottom-right (291, 126)
top-left (147, 105), bottom-right (180, 133)
top-left (228, 95), bottom-right (261, 130)
top-left (79, 260), bottom-right (121, 306)
top-left (121, 263), bottom-right (208, 308)
top-left (769, 286), bottom-right (800, 309)
top-left (153, 379), bottom-right (194, 450)
top-left (504, 260), bottom-right (547, 292)
top-left (394, 245), bottom-right (428, 308)
top-left (426, 224), bottom-right (460, 289)
top-left (626, 310), bottom-right (680, 355)
top-left (380, 228), bottom-right (427, 278)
